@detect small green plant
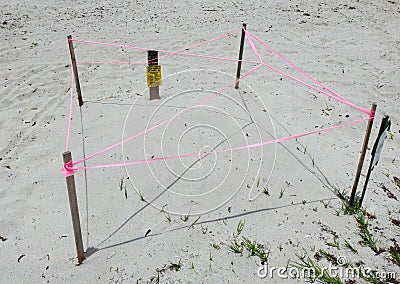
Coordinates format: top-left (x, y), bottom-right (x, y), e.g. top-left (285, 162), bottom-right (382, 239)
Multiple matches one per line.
top-left (342, 200), bottom-right (363, 215)
top-left (332, 185), bottom-right (347, 201)
top-left (201, 224), bottom-right (208, 234)
top-left (344, 239), bottom-right (358, 254)
top-left (355, 211), bottom-right (380, 253)
top-left (333, 208), bottom-right (342, 216)
top-left (228, 239), bottom-right (243, 254)
top-left (326, 237), bottom-right (340, 249)
top-left (139, 192), bottom-right (145, 202)
top-left (321, 200), bottom-right (331, 209)
top-left (165, 213), bottom-right (172, 223)
top-left (242, 237), bottom-right (270, 263)
top-left (233, 220), bottom-right (245, 238)
top-left (279, 188), bottom-right (285, 199)
top-left (318, 249), bottom-right (339, 265)
top-left (311, 157), bottom-right (315, 167)
top-left (181, 215), bottom-right (189, 222)
top-left (209, 252), bottom-right (213, 261)
top-left (263, 186), bottom-right (270, 196)
top-left (190, 262), bottom-right (194, 269)
top-left (227, 221), bottom-right (269, 263)
top-left (359, 229), bottom-right (379, 253)
top-left (354, 211), bottom-right (368, 230)
top-left (211, 243), bottom-right (221, 250)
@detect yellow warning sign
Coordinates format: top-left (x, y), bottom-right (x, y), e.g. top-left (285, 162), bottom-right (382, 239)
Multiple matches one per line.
top-left (146, 65), bottom-right (162, 87)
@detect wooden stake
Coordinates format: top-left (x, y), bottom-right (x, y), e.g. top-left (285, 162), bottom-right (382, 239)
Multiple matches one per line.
top-left (63, 151), bottom-right (85, 264)
top-left (349, 102), bottom-right (377, 205)
top-left (67, 35), bottom-right (84, 107)
top-left (148, 50), bottom-right (160, 100)
top-left (235, 23), bottom-right (247, 89)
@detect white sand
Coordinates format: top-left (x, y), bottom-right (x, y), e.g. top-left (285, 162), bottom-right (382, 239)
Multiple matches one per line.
top-left (1, 1), bottom-right (399, 283)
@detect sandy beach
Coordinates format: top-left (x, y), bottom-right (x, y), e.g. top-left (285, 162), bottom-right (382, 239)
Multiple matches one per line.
top-left (1, 1), bottom-right (399, 283)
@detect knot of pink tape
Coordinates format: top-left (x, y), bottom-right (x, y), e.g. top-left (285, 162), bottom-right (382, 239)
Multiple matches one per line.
top-left (62, 160), bottom-right (78, 177)
top-left (370, 110), bottom-right (376, 117)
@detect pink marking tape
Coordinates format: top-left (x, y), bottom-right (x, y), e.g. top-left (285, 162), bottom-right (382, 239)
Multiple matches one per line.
top-left (247, 31), bottom-right (348, 102)
top-left (70, 38), bottom-right (260, 66)
top-left (71, 34), bottom-right (370, 115)
top-left (74, 29), bottom-right (242, 65)
top-left (71, 64), bottom-right (262, 167)
top-left (63, 28), bottom-right (374, 177)
top-left (62, 117), bottom-right (371, 176)
top-left (259, 62), bottom-right (371, 115)
top-left (69, 31), bottom-right (370, 116)
top-left (69, 30), bottom-right (371, 116)
top-left (243, 28), bottom-right (263, 64)
top-left (62, 160), bottom-right (78, 177)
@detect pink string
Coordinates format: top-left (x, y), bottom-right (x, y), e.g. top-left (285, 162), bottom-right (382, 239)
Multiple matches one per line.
top-left (247, 31), bottom-right (348, 102)
top-left (70, 33), bottom-right (370, 115)
top-left (241, 31), bottom-right (370, 114)
top-left (65, 67), bottom-right (74, 151)
top-left (75, 29), bottom-right (242, 66)
top-left (62, 27), bottom-right (374, 177)
top-left (70, 31), bottom-right (371, 116)
top-left (72, 38), bottom-right (371, 115)
top-left (243, 28), bottom-right (263, 64)
top-left (258, 62), bottom-right (371, 115)
top-left (77, 61), bottom-right (150, 65)
top-left (71, 38), bottom-right (260, 66)
top-left (72, 64), bottom-right (262, 166)
top-left (63, 117), bottom-right (371, 175)
top-left (77, 54), bottom-right (258, 65)
top-left (62, 160), bottom-right (78, 177)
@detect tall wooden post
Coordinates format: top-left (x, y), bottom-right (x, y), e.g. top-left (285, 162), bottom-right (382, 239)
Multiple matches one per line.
top-left (349, 102), bottom-right (377, 205)
top-left (67, 35), bottom-right (84, 107)
top-left (63, 151), bottom-right (85, 264)
top-left (148, 50), bottom-right (160, 100)
top-left (235, 23), bottom-right (247, 89)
